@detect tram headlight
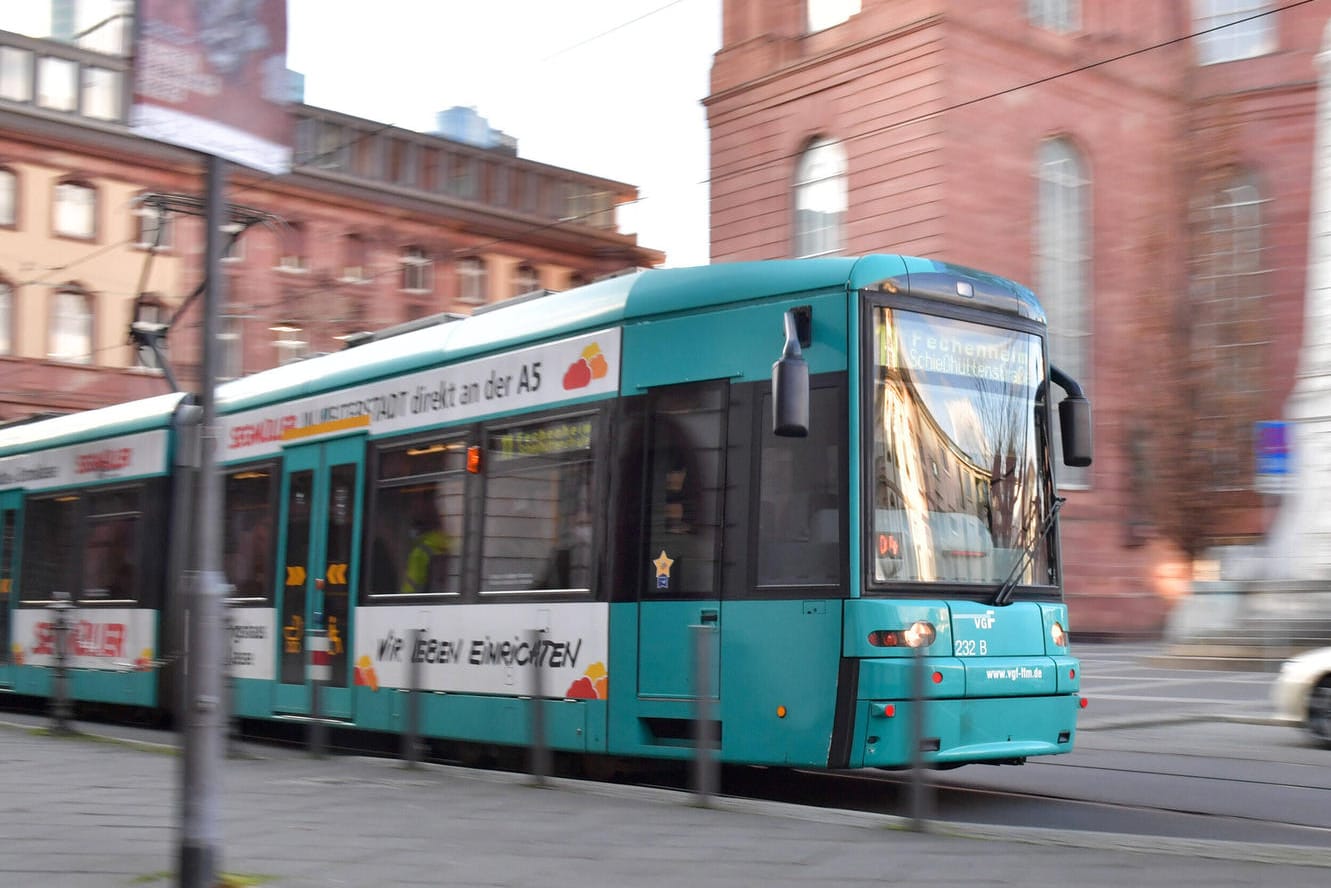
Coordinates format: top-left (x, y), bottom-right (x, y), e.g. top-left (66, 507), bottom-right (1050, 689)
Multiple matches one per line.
top-left (903, 620), bottom-right (936, 648)
top-left (867, 620), bottom-right (937, 649)
top-left (1049, 621), bottom-right (1068, 648)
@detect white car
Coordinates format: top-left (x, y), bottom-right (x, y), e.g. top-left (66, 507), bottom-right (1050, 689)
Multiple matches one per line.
top-left (1272, 646), bottom-right (1331, 746)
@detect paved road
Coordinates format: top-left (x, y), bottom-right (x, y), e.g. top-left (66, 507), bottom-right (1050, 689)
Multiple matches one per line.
top-left (3, 641), bottom-right (1330, 887)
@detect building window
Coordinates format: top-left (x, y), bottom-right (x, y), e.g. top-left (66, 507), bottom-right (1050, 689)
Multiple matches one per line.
top-left (794, 137), bottom-right (846, 258)
top-left (0, 280), bottom-right (11, 355)
top-left (278, 222), bottom-right (306, 272)
top-left (1036, 138), bottom-right (1091, 487)
top-left (36, 55), bottom-right (77, 112)
top-left (49, 287), bottom-right (93, 364)
top-left (133, 294), bottom-right (167, 369)
top-left (1190, 171), bottom-right (1268, 487)
top-left (340, 233), bottom-right (368, 282)
top-left (54, 180), bottom-right (96, 239)
top-left (221, 222), bottom-right (245, 262)
top-left (82, 66), bottom-right (120, 120)
top-left (807, 0), bottom-right (860, 32)
top-left (0, 46), bottom-right (33, 103)
top-left (0, 168), bottom-right (15, 227)
top-left (458, 256), bottom-right (487, 304)
top-left (385, 137), bottom-right (419, 186)
top-left (1194, 0), bottom-right (1276, 65)
top-left (219, 315), bottom-right (244, 380)
top-left (133, 201), bottom-right (172, 250)
top-left (1029, 0), bottom-right (1080, 32)
top-left (511, 263), bottom-right (540, 298)
top-left (400, 245), bottom-right (431, 292)
top-left (270, 319), bottom-right (307, 365)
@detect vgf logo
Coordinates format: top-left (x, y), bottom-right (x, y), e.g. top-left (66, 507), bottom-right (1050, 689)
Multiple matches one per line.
top-left (965, 610), bottom-right (996, 629)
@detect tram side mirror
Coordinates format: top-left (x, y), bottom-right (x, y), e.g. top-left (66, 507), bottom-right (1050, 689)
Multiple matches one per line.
top-left (1058, 395), bottom-right (1093, 467)
top-left (772, 307), bottom-right (810, 437)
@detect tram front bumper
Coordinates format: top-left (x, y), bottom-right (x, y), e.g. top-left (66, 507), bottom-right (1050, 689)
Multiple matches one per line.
top-left (851, 655), bottom-right (1081, 768)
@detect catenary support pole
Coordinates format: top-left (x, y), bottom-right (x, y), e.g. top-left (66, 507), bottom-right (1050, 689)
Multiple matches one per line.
top-left (179, 153), bottom-right (228, 888)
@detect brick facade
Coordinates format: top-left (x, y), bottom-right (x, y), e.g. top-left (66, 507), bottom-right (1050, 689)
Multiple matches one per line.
top-left (707, 0), bottom-right (1325, 633)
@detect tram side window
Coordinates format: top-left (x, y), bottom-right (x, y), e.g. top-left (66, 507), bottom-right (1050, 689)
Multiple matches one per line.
top-left (82, 487), bottom-right (142, 602)
top-left (19, 495), bottom-right (79, 602)
top-left (1, 509), bottom-right (15, 662)
top-left (645, 382), bottom-right (726, 597)
top-left (756, 387), bottom-right (842, 587)
top-left (367, 438), bottom-right (466, 597)
top-left (481, 415), bottom-right (595, 594)
top-left (224, 466), bottom-right (278, 601)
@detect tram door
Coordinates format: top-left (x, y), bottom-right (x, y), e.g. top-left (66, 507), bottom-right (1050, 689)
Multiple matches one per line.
top-left (274, 437), bottom-right (364, 718)
top-left (0, 492), bottom-right (19, 690)
top-left (636, 382), bottom-right (726, 705)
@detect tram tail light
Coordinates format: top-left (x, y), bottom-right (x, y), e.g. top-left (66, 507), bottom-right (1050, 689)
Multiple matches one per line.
top-left (867, 620), bottom-right (937, 649)
top-left (467, 445), bottom-right (482, 474)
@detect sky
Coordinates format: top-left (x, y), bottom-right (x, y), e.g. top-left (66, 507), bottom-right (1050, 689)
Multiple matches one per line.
top-left (286, 0), bottom-right (722, 268)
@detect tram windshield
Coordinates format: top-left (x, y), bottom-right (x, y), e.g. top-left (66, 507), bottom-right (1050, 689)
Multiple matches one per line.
top-left (868, 307), bottom-right (1054, 587)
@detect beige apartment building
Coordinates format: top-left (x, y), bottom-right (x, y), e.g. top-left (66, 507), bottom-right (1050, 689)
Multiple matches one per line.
top-left (0, 22), bottom-right (661, 420)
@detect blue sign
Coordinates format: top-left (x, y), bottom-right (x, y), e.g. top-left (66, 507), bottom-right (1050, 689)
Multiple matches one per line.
top-left (1255, 420), bottom-right (1291, 493)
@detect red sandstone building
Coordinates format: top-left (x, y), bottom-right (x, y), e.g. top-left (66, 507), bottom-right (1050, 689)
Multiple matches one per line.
top-left (0, 23), bottom-right (661, 421)
top-left (706, 0), bottom-right (1324, 633)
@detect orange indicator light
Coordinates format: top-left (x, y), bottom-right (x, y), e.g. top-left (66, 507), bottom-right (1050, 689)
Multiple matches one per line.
top-left (776, 705), bottom-right (787, 719)
top-left (467, 445), bottom-right (482, 473)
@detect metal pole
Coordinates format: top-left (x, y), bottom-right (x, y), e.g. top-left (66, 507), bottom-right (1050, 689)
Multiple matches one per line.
top-left (692, 623), bottom-right (717, 805)
top-left (49, 591), bottom-right (74, 734)
top-left (909, 642), bottom-right (929, 831)
top-left (309, 617), bottom-right (328, 758)
top-left (179, 153), bottom-right (228, 888)
top-left (403, 627), bottom-right (422, 768)
top-left (529, 628), bottom-right (550, 785)
top-left (224, 609), bottom-right (239, 757)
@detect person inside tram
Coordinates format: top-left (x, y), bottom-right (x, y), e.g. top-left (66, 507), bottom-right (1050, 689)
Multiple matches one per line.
top-left (401, 490), bottom-right (451, 594)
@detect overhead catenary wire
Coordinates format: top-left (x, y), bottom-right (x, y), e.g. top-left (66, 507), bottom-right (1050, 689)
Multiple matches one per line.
top-left (7, 0), bottom-right (1313, 335)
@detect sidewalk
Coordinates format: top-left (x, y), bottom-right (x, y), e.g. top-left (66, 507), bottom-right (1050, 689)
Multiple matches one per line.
top-left (1, 717), bottom-right (1328, 888)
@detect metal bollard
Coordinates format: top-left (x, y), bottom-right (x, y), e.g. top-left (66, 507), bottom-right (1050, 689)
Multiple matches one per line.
top-left (49, 591), bottom-right (75, 734)
top-left (528, 628), bottom-right (550, 786)
top-left (223, 610), bottom-right (239, 757)
top-left (692, 622), bottom-right (718, 805)
top-left (403, 627), bottom-right (422, 768)
top-left (307, 616), bottom-right (330, 757)
top-left (909, 641), bottom-right (931, 831)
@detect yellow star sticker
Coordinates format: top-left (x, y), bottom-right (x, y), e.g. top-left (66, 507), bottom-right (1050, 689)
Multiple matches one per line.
top-left (653, 550), bottom-right (674, 578)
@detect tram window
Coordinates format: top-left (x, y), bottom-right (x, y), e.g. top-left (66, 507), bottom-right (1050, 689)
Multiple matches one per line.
top-left (224, 466), bottom-right (277, 602)
top-left (1, 509), bottom-right (14, 662)
top-left (19, 495), bottom-right (79, 603)
top-left (82, 488), bottom-right (142, 603)
top-left (645, 382), bottom-right (726, 598)
top-left (367, 438), bottom-right (466, 598)
top-left (756, 387), bottom-right (841, 587)
top-left (481, 415), bottom-right (595, 594)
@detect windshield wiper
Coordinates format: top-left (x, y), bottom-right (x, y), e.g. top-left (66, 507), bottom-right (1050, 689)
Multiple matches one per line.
top-left (992, 495), bottom-right (1065, 606)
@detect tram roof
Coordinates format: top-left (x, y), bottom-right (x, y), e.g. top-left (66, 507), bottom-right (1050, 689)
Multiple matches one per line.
top-left (217, 255), bottom-right (1044, 413)
top-left (0, 392), bottom-right (188, 457)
